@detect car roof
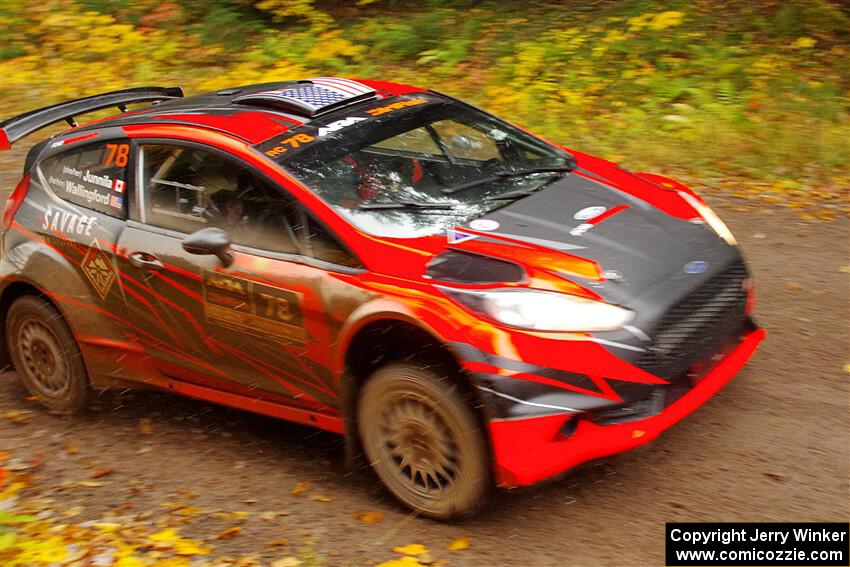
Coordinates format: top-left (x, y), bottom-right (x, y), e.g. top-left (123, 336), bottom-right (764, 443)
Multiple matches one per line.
top-left (74, 78), bottom-right (425, 145)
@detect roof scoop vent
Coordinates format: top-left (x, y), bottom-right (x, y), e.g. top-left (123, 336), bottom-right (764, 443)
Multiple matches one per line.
top-left (233, 77), bottom-right (376, 117)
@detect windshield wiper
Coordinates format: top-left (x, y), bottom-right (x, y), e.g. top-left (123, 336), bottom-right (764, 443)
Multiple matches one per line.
top-left (356, 200), bottom-right (457, 211)
top-left (496, 165), bottom-right (574, 177)
top-left (441, 165), bottom-right (573, 195)
top-left (481, 189), bottom-right (540, 201)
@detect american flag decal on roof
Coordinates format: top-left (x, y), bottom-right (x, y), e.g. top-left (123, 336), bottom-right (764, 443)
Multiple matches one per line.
top-left (234, 77), bottom-right (376, 117)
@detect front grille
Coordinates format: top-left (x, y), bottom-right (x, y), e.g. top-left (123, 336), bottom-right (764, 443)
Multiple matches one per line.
top-left (636, 260), bottom-right (748, 380)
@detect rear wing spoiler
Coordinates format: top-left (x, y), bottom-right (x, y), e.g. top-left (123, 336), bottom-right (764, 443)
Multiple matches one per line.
top-left (0, 86), bottom-right (184, 150)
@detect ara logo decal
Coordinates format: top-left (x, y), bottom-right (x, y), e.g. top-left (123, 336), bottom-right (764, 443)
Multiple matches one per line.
top-left (574, 206), bottom-right (607, 220)
top-left (318, 116), bottom-right (368, 137)
top-left (447, 229), bottom-right (478, 244)
top-left (683, 260), bottom-right (709, 274)
top-left (81, 239), bottom-right (116, 300)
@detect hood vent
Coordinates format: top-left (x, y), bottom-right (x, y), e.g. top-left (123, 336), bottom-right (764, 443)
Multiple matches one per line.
top-left (426, 250), bottom-right (524, 284)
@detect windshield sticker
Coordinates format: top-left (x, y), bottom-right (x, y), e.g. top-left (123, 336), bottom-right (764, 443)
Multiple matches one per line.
top-left (469, 219), bottom-right (500, 231)
top-left (365, 98), bottom-right (429, 117)
top-left (256, 95), bottom-right (435, 160)
top-left (263, 133), bottom-right (316, 158)
top-left (318, 116), bottom-right (368, 137)
top-left (447, 228), bottom-right (478, 244)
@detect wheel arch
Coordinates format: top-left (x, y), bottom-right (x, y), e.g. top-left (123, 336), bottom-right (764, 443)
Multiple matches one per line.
top-left (339, 311), bottom-right (492, 470)
top-left (0, 278), bottom-right (72, 370)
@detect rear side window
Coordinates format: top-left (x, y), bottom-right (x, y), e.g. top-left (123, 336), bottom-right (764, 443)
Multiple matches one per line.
top-left (39, 141), bottom-right (130, 217)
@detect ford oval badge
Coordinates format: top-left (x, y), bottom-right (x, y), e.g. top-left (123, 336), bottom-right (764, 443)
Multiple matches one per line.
top-left (684, 260), bottom-right (709, 274)
top-left (574, 206), bottom-right (607, 220)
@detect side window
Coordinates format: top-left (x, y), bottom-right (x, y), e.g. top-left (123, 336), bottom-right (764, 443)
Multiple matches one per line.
top-left (140, 144), bottom-right (301, 255)
top-left (39, 140), bottom-right (130, 217)
top-left (303, 216), bottom-right (362, 268)
top-left (431, 120), bottom-right (502, 162)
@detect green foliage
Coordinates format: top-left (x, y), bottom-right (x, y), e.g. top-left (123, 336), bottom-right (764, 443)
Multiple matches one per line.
top-left (0, 0), bottom-right (847, 193)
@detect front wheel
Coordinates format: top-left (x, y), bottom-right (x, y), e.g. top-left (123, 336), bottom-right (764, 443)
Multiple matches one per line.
top-left (6, 295), bottom-right (90, 414)
top-left (358, 362), bottom-right (491, 519)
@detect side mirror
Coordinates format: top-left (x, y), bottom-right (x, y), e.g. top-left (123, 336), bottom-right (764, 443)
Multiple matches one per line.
top-left (182, 227), bottom-right (234, 267)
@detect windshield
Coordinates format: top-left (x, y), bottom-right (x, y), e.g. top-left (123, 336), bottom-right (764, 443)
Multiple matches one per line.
top-left (257, 93), bottom-right (572, 238)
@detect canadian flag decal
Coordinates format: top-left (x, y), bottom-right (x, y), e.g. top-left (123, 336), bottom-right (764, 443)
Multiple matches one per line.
top-left (113, 179), bottom-right (125, 193)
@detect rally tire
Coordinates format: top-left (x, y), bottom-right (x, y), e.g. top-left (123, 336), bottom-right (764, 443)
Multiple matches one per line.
top-left (6, 296), bottom-right (90, 414)
top-left (358, 362), bottom-right (491, 520)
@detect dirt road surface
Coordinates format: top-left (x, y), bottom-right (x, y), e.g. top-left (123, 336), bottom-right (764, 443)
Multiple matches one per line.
top-left (1, 142), bottom-right (848, 565)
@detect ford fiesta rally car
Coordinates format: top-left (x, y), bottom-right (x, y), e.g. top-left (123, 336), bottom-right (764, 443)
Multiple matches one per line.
top-left (0, 77), bottom-right (764, 519)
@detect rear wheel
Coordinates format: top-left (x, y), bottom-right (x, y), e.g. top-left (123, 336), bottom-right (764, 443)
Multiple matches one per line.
top-left (358, 362), bottom-right (491, 519)
top-left (6, 296), bottom-right (89, 414)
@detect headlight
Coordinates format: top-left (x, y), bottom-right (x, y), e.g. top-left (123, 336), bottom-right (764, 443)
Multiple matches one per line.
top-left (446, 288), bottom-right (634, 332)
top-left (678, 191), bottom-right (737, 246)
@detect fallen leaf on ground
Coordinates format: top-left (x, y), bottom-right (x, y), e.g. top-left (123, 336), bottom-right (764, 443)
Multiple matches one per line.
top-left (232, 510), bottom-right (249, 521)
top-left (785, 282), bottom-right (802, 291)
top-left (447, 536), bottom-right (470, 551)
top-left (271, 558), bottom-right (302, 567)
top-left (64, 506), bottom-right (85, 517)
top-left (260, 511), bottom-right (278, 522)
top-left (176, 505), bottom-right (202, 517)
top-left (393, 544), bottom-right (428, 556)
top-left (149, 527), bottom-right (211, 556)
top-left (76, 480), bottom-right (104, 488)
top-left (309, 494), bottom-right (332, 503)
top-left (139, 418), bottom-right (153, 434)
top-left (377, 557), bottom-right (424, 567)
top-left (843, 363), bottom-right (850, 373)
top-left (3, 410), bottom-right (31, 425)
top-left (174, 539), bottom-right (212, 556)
top-left (3, 459), bottom-right (33, 472)
top-left (216, 526), bottom-right (242, 539)
top-left (353, 510), bottom-right (384, 524)
top-left (267, 538), bottom-right (289, 547)
top-left (64, 440), bottom-right (78, 455)
top-left (90, 467), bottom-right (114, 479)
top-left (291, 481), bottom-right (311, 496)
top-left (839, 266), bottom-right (850, 274)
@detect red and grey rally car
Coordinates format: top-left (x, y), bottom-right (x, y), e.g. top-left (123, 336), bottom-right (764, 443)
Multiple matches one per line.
top-left (0, 77), bottom-right (764, 518)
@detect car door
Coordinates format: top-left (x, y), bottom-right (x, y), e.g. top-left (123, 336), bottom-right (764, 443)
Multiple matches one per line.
top-left (116, 141), bottom-right (360, 411)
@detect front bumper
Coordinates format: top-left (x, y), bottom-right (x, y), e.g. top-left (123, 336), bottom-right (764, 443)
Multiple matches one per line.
top-left (485, 327), bottom-right (765, 487)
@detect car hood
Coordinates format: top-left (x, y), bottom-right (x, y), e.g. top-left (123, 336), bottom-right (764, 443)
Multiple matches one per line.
top-left (450, 171), bottom-right (742, 304)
